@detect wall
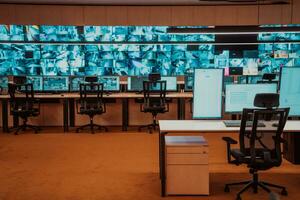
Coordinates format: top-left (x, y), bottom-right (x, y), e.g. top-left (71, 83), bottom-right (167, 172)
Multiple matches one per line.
top-left (0, 3), bottom-right (299, 26)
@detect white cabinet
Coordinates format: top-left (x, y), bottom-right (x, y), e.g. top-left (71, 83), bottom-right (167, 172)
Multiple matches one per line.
top-left (165, 136), bottom-right (209, 195)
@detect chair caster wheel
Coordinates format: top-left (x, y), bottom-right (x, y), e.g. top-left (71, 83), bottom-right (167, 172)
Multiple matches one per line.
top-left (281, 189), bottom-right (288, 196)
top-left (236, 195), bottom-right (242, 200)
top-left (224, 186), bottom-right (230, 193)
top-left (76, 130), bottom-right (79, 133)
top-left (34, 130), bottom-right (38, 134)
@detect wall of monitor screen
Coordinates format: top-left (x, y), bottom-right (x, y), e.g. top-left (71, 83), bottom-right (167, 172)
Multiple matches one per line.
top-left (0, 25), bottom-right (300, 116)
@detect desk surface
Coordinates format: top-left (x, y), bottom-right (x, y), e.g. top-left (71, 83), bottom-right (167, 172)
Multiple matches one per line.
top-left (0, 92), bottom-right (193, 99)
top-left (159, 120), bottom-right (300, 133)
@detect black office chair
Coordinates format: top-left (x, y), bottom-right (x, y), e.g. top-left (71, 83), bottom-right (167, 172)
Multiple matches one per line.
top-left (76, 82), bottom-right (108, 134)
top-left (138, 80), bottom-right (169, 133)
top-left (222, 93), bottom-right (290, 200)
top-left (8, 83), bottom-right (41, 135)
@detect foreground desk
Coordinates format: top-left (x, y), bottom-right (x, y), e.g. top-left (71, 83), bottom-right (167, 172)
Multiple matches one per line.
top-left (0, 92), bottom-right (193, 132)
top-left (158, 120), bottom-right (300, 197)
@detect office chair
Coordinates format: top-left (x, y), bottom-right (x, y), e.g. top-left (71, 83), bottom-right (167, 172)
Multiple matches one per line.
top-left (138, 80), bottom-right (169, 133)
top-left (8, 83), bottom-right (41, 135)
top-left (257, 73), bottom-right (278, 84)
top-left (76, 82), bottom-right (108, 134)
top-left (222, 93), bottom-right (289, 200)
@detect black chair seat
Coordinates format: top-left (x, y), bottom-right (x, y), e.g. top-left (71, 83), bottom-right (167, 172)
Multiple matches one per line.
top-left (143, 105), bottom-right (166, 113)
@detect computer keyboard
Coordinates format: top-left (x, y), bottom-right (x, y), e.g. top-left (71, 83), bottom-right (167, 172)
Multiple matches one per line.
top-left (223, 120), bottom-right (266, 127)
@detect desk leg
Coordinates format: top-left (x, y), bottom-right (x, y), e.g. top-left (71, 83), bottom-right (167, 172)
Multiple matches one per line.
top-left (69, 98), bottom-right (75, 127)
top-left (160, 131), bottom-right (167, 197)
top-left (2, 99), bottom-right (9, 133)
top-left (122, 98), bottom-right (129, 131)
top-left (63, 99), bottom-right (69, 132)
top-left (177, 98), bottom-right (186, 120)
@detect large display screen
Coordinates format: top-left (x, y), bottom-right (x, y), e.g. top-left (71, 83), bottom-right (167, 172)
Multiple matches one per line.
top-left (193, 68), bottom-right (223, 119)
top-left (280, 67), bottom-right (300, 116)
top-left (225, 83), bottom-right (278, 113)
top-left (43, 76), bottom-right (69, 91)
top-left (1, 25), bottom-right (300, 77)
top-left (26, 76), bottom-right (43, 91)
top-left (98, 76), bottom-right (120, 91)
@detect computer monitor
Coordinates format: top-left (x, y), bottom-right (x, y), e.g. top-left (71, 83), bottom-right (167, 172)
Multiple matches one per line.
top-left (127, 76), bottom-right (148, 92)
top-left (225, 83), bottom-right (278, 113)
top-left (161, 76), bottom-right (177, 91)
top-left (184, 75), bottom-right (193, 91)
top-left (98, 76), bottom-right (120, 92)
top-left (193, 68), bottom-right (224, 119)
top-left (279, 67), bottom-right (300, 116)
top-left (69, 76), bottom-right (85, 91)
top-left (26, 76), bottom-right (43, 91)
top-left (237, 75), bottom-right (263, 84)
top-left (43, 76), bottom-right (69, 92)
top-left (0, 76), bottom-right (8, 90)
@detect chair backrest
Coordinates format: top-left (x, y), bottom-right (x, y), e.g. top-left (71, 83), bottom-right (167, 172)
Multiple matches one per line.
top-left (238, 93), bottom-right (290, 167)
top-left (8, 83), bottom-right (35, 111)
top-left (79, 82), bottom-right (104, 108)
top-left (142, 80), bottom-right (167, 108)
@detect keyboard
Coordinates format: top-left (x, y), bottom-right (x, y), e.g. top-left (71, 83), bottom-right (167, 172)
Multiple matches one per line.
top-left (223, 120), bottom-right (266, 127)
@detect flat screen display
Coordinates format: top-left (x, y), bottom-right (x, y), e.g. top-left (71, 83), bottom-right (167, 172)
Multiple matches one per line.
top-left (26, 76), bottom-right (43, 91)
top-left (98, 76), bottom-right (120, 91)
top-left (193, 68), bottom-right (223, 119)
top-left (69, 76), bottom-right (85, 91)
top-left (279, 67), bottom-right (300, 116)
top-left (127, 76), bottom-right (148, 92)
top-left (161, 76), bottom-right (177, 91)
top-left (0, 76), bottom-right (8, 89)
top-left (184, 75), bottom-right (193, 91)
top-left (43, 76), bottom-right (69, 91)
top-left (225, 83), bottom-right (278, 113)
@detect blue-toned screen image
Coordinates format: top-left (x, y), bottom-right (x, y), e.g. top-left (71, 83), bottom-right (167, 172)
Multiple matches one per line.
top-left (0, 76), bottom-right (8, 89)
top-left (127, 76), bottom-right (148, 92)
top-left (225, 83), bottom-right (278, 113)
top-left (98, 76), bottom-right (120, 91)
top-left (26, 76), bottom-right (43, 91)
top-left (43, 76), bottom-right (69, 91)
top-left (161, 76), bottom-right (177, 91)
top-left (70, 76), bottom-right (85, 91)
top-left (0, 24), bottom-right (300, 78)
top-left (279, 67), bottom-right (300, 116)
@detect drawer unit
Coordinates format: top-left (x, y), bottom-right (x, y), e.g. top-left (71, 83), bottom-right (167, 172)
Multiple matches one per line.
top-left (165, 136), bottom-right (209, 196)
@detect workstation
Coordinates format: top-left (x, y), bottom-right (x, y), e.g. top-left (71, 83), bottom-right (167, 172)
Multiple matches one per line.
top-left (0, 0), bottom-right (300, 200)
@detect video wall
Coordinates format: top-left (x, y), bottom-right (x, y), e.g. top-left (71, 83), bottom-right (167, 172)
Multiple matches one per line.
top-left (0, 25), bottom-right (300, 77)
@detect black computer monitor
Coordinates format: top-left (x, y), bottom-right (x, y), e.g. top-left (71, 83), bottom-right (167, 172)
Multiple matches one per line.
top-left (69, 76), bottom-right (85, 92)
top-left (127, 76), bottom-right (148, 92)
top-left (237, 75), bottom-right (263, 84)
top-left (229, 67), bottom-right (243, 75)
top-left (184, 75), bottom-right (193, 91)
top-left (26, 76), bottom-right (43, 91)
top-left (0, 76), bottom-right (8, 90)
top-left (225, 83), bottom-right (278, 113)
top-left (98, 76), bottom-right (120, 92)
top-left (13, 76), bottom-right (27, 85)
top-left (43, 76), bottom-right (69, 92)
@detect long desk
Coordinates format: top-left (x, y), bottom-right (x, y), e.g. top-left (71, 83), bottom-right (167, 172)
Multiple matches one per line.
top-left (158, 120), bottom-right (300, 197)
top-left (0, 92), bottom-right (193, 132)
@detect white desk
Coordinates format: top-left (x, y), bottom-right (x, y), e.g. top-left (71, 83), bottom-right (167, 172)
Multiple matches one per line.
top-left (158, 120), bottom-right (300, 197)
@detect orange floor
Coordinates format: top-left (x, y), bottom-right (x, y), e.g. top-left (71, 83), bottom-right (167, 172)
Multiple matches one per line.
top-left (0, 128), bottom-right (299, 200)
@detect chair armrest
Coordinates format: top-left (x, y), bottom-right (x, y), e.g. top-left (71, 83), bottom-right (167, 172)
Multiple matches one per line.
top-left (222, 137), bottom-right (238, 144)
top-left (222, 137), bottom-right (238, 164)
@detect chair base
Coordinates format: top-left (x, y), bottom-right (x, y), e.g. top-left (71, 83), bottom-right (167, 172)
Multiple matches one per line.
top-left (76, 123), bottom-right (108, 134)
top-left (224, 171), bottom-right (287, 200)
top-left (10, 123), bottom-right (40, 135)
